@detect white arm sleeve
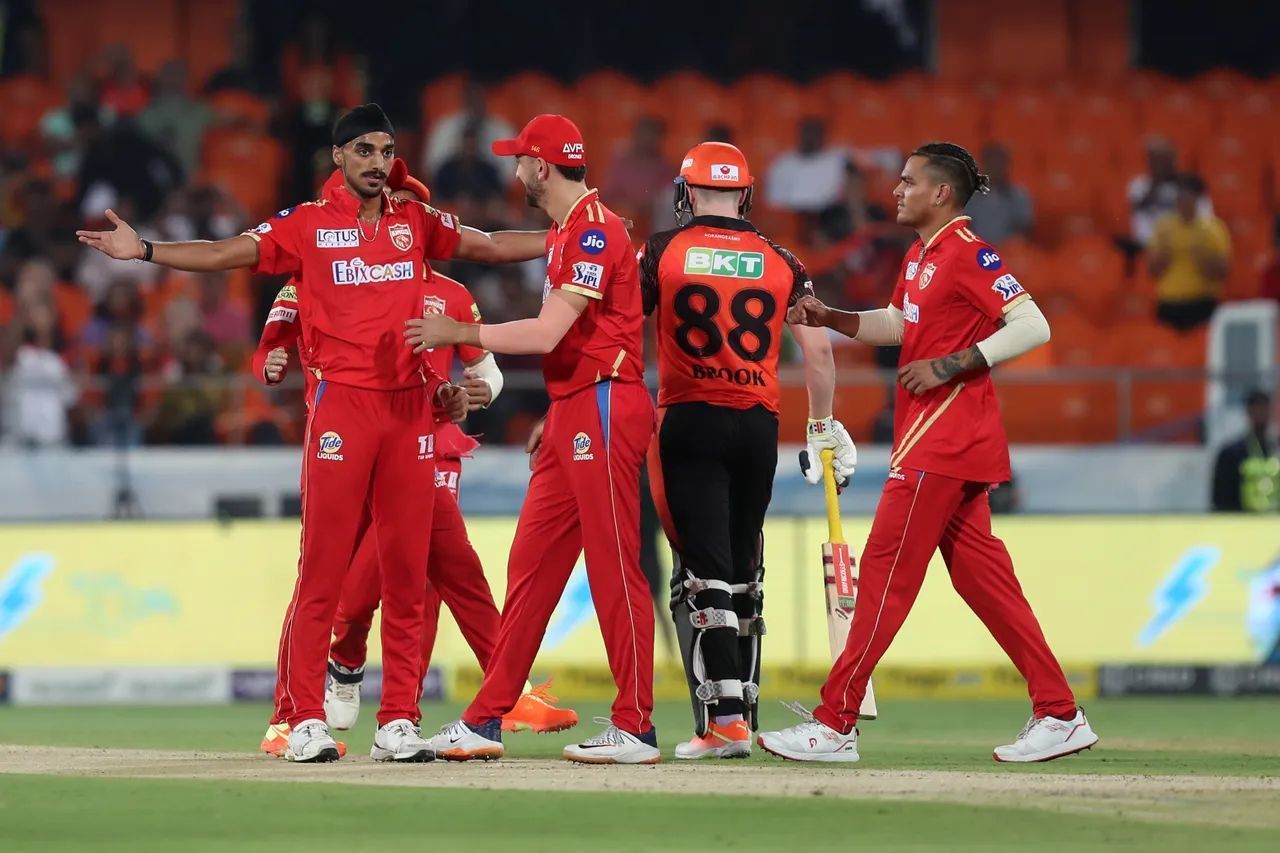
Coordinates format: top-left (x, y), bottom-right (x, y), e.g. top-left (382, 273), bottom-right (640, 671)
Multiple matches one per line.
top-left (463, 352), bottom-right (504, 404)
top-left (975, 298), bottom-right (1051, 366)
top-left (853, 305), bottom-right (905, 346)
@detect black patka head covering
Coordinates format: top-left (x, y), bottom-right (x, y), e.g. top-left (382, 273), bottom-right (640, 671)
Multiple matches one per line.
top-left (332, 103), bottom-right (395, 147)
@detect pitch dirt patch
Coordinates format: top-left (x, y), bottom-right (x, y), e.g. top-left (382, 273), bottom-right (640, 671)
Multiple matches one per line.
top-left (1, 745), bottom-right (1276, 829)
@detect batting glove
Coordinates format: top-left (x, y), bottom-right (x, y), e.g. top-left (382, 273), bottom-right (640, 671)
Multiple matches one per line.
top-left (800, 417), bottom-right (857, 486)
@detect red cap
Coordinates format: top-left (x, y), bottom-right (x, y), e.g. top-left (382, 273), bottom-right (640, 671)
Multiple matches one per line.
top-left (492, 114), bottom-right (586, 167)
top-left (386, 157), bottom-right (431, 203)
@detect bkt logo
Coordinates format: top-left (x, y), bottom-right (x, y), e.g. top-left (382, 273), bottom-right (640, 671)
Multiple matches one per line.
top-left (332, 259), bottom-right (415, 286)
top-left (580, 230), bottom-right (607, 255)
top-left (684, 247), bottom-right (765, 279)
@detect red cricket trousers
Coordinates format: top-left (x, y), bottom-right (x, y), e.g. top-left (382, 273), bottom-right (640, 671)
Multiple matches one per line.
top-left (814, 468), bottom-right (1077, 734)
top-left (272, 380), bottom-right (436, 728)
top-left (329, 457), bottom-right (499, 677)
top-left (463, 381), bottom-right (656, 734)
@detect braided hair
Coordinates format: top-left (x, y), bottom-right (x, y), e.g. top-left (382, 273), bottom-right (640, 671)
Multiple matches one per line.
top-left (910, 142), bottom-right (991, 207)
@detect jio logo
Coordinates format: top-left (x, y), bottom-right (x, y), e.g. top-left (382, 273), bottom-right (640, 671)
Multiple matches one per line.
top-left (580, 230), bottom-right (607, 255)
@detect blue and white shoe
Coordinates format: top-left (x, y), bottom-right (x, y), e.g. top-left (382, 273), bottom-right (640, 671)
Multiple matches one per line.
top-left (426, 718), bottom-right (504, 761)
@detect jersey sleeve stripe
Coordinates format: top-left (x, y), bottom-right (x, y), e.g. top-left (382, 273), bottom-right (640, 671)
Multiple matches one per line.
top-left (609, 348), bottom-right (627, 378)
top-left (955, 228), bottom-right (976, 243)
top-left (586, 205), bottom-right (597, 223)
top-left (1000, 292), bottom-right (1032, 314)
top-left (561, 284), bottom-right (604, 300)
top-left (242, 232), bottom-right (262, 243)
top-left (889, 383), bottom-right (966, 469)
top-left (594, 202), bottom-right (605, 221)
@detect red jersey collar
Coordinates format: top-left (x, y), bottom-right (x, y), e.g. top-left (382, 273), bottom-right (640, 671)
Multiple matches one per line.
top-left (558, 188), bottom-right (600, 229)
top-left (921, 215), bottom-right (972, 251)
top-left (321, 169), bottom-right (392, 216)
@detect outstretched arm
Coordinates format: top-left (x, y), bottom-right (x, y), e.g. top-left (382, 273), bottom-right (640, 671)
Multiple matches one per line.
top-left (453, 226), bottom-right (549, 264)
top-left (77, 209), bottom-right (259, 271)
top-left (405, 290), bottom-right (587, 355)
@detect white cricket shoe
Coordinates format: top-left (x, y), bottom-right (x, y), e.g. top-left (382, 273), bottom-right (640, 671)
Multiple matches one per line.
top-left (370, 718), bottom-right (435, 763)
top-left (563, 717), bottom-right (661, 765)
top-left (323, 662), bottom-right (362, 731)
top-left (993, 708), bottom-right (1099, 763)
top-left (284, 718), bottom-right (341, 763)
top-left (426, 718), bottom-right (504, 762)
top-left (756, 703), bottom-right (860, 763)
top-left (674, 719), bottom-right (752, 760)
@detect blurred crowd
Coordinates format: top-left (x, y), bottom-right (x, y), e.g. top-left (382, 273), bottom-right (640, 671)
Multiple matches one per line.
top-left (1, 12), bottom-right (1278, 449)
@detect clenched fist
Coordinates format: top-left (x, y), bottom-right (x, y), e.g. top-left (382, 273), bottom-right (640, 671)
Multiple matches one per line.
top-left (787, 294), bottom-right (831, 328)
top-left (263, 347), bottom-right (289, 384)
top-left (435, 383), bottom-right (468, 423)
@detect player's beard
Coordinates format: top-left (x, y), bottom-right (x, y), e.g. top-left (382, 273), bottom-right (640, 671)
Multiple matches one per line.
top-left (349, 168), bottom-right (386, 199)
top-left (523, 177), bottom-right (546, 210)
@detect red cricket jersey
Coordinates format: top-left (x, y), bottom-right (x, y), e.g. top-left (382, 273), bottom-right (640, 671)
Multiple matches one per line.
top-left (251, 272), bottom-right (484, 459)
top-left (639, 215), bottom-right (812, 414)
top-left (889, 216), bottom-right (1031, 483)
top-left (243, 169), bottom-right (462, 391)
top-left (541, 189), bottom-right (645, 399)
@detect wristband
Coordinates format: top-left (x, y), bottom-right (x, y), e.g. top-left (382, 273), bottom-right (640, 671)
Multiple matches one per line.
top-left (140, 239), bottom-right (154, 263)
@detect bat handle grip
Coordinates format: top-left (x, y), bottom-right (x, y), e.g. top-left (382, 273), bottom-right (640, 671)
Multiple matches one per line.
top-left (819, 449), bottom-right (844, 541)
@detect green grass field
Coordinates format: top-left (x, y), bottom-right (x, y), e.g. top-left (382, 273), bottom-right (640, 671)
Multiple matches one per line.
top-left (1, 698), bottom-right (1277, 851)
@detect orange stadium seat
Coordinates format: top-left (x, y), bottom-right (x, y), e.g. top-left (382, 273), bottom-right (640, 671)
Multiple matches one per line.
top-left (986, 87), bottom-right (1067, 156)
top-left (1027, 168), bottom-right (1101, 243)
top-left (490, 72), bottom-right (578, 127)
top-left (651, 72), bottom-right (736, 131)
top-left (986, 0), bottom-right (1071, 81)
top-left (1139, 88), bottom-right (1216, 163)
top-left (734, 73), bottom-right (805, 131)
top-left (200, 127), bottom-right (286, 220)
top-left (1046, 309), bottom-right (1106, 367)
top-left (1048, 235), bottom-right (1126, 323)
top-left (907, 83), bottom-right (984, 152)
top-left (1221, 213), bottom-right (1269, 300)
top-left (828, 81), bottom-right (916, 150)
top-left (208, 90), bottom-right (270, 130)
top-left (809, 70), bottom-right (865, 113)
top-left (419, 73), bottom-right (468, 129)
top-left (53, 283), bottom-right (93, 339)
top-left (1206, 167), bottom-right (1268, 221)
top-left (998, 380), bottom-right (1118, 443)
top-left (576, 70), bottom-right (653, 131)
top-left (0, 75), bottom-right (60, 146)
top-left (1063, 88), bottom-right (1139, 150)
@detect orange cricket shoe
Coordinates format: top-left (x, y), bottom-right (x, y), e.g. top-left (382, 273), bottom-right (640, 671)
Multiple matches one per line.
top-left (501, 679), bottom-right (580, 733)
top-left (674, 719), bottom-right (752, 759)
top-left (259, 722), bottom-right (347, 758)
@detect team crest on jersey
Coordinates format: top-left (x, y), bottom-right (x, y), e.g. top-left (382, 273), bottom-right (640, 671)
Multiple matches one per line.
top-left (918, 262), bottom-right (937, 290)
top-left (905, 261), bottom-right (919, 280)
top-left (572, 432), bottom-right (594, 461)
top-left (423, 295), bottom-right (447, 316)
top-left (389, 222), bottom-right (414, 252)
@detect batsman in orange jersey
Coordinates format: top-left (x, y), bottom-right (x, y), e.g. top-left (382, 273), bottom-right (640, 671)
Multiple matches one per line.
top-left (639, 142), bottom-right (856, 759)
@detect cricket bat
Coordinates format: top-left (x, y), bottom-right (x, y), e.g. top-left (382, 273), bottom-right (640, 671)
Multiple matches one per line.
top-left (819, 449), bottom-right (877, 719)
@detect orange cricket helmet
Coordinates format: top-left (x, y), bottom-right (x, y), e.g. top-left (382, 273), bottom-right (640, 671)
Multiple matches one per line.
top-left (673, 141), bottom-right (754, 226)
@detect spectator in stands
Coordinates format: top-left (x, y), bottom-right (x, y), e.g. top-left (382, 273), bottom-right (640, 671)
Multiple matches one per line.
top-left (1212, 390), bottom-right (1278, 513)
top-left (204, 23), bottom-right (262, 95)
top-left (96, 45), bottom-right (149, 120)
top-left (602, 116), bottom-right (670, 236)
top-left (2, 303), bottom-right (76, 448)
top-left (1149, 174), bottom-right (1231, 331)
top-left (139, 61), bottom-right (213, 177)
top-left (91, 323), bottom-right (144, 448)
top-left (1127, 137), bottom-right (1210, 247)
top-left (151, 331), bottom-right (221, 445)
top-left (964, 142), bottom-right (1033, 245)
top-left (78, 119), bottom-right (183, 220)
top-left (765, 117), bottom-right (848, 213)
top-left (422, 79), bottom-right (515, 178)
top-left (73, 199), bottom-right (160, 304)
top-left (40, 74), bottom-right (101, 180)
top-left (1259, 215), bottom-right (1280, 303)
top-left (281, 13), bottom-right (362, 108)
top-left (433, 122), bottom-right (504, 206)
top-left (81, 279), bottom-right (150, 351)
top-left (197, 271), bottom-right (249, 348)
top-left (158, 185), bottom-right (246, 244)
top-left (0, 179), bottom-right (61, 285)
top-left (703, 123), bottom-right (734, 145)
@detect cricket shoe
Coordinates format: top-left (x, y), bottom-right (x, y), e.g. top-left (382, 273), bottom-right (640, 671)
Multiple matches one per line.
top-left (370, 719), bottom-right (435, 763)
top-left (674, 719), bottom-right (752, 760)
top-left (260, 722), bottom-right (347, 758)
top-left (993, 708), bottom-right (1099, 763)
top-left (284, 719), bottom-right (342, 763)
top-left (756, 703), bottom-right (859, 763)
top-left (323, 661), bottom-right (363, 731)
top-left (426, 718), bottom-right (504, 761)
top-left (563, 717), bottom-right (661, 765)
top-left (502, 679), bottom-right (580, 734)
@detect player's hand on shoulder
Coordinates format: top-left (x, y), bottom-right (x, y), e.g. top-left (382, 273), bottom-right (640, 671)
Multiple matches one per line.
top-left (800, 416), bottom-right (857, 487)
top-left (263, 347), bottom-right (289, 384)
top-left (787, 294), bottom-right (829, 328)
top-left (435, 383), bottom-right (468, 423)
top-left (525, 416), bottom-right (546, 471)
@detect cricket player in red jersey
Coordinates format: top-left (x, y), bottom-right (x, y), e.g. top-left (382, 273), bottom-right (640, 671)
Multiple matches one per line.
top-left (758, 143), bottom-right (1099, 764)
top-left (250, 165), bottom-right (577, 757)
top-left (406, 115), bottom-right (660, 765)
top-left (77, 104), bottom-right (550, 764)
